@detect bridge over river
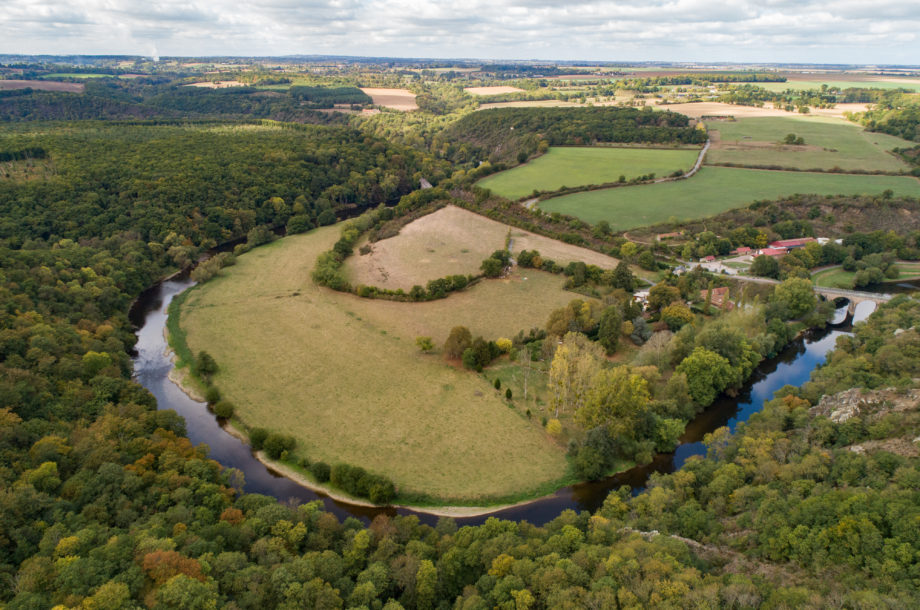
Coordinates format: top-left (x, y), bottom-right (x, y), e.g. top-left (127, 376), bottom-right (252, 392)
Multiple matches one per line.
top-left (733, 275), bottom-right (893, 313)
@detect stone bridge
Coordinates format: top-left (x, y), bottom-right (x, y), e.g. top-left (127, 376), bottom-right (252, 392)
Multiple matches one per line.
top-left (814, 287), bottom-right (893, 314)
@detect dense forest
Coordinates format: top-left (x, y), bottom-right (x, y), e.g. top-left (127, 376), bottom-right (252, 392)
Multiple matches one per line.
top-left (444, 106), bottom-right (706, 164)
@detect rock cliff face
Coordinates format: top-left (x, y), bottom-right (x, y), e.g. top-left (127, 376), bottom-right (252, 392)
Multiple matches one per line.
top-left (809, 387), bottom-right (920, 424)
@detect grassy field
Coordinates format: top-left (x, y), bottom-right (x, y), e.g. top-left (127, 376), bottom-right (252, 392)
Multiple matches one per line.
top-left (477, 146), bottom-right (701, 200)
top-left (345, 205), bottom-right (622, 290)
top-left (758, 79), bottom-right (920, 92)
top-left (812, 262), bottom-right (920, 289)
top-left (539, 167), bottom-right (920, 230)
top-left (707, 116), bottom-right (912, 172)
top-left (179, 225), bottom-right (574, 503)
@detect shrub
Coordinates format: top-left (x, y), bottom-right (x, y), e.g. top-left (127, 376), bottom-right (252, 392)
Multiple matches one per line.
top-left (249, 428), bottom-right (269, 451)
top-left (546, 419), bottom-right (563, 436)
top-left (311, 461), bottom-right (331, 482)
top-left (444, 326), bottom-right (472, 359)
top-left (204, 385), bottom-right (221, 405)
top-left (213, 401), bottom-right (235, 419)
top-left (264, 433), bottom-right (297, 460)
top-left (505, 388), bottom-right (513, 400)
top-left (495, 337), bottom-right (513, 353)
top-left (415, 336), bottom-right (434, 352)
top-left (494, 378), bottom-right (502, 390)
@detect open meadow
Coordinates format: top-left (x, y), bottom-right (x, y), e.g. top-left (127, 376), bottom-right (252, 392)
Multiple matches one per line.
top-left (539, 166), bottom-right (920, 230)
top-left (345, 204), bottom-right (621, 290)
top-left (465, 86), bottom-right (525, 95)
top-left (707, 116), bottom-right (913, 172)
top-left (477, 146), bottom-right (701, 200)
top-left (758, 79), bottom-right (920, 92)
top-left (0, 80), bottom-right (85, 92)
top-left (656, 101), bottom-right (871, 119)
top-left (812, 262), bottom-right (920, 289)
top-left (179, 224), bottom-right (574, 502)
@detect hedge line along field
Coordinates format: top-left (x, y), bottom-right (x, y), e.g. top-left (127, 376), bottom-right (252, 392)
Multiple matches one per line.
top-left (707, 116), bottom-right (913, 172)
top-left (476, 146), bottom-right (701, 200)
top-left (538, 166), bottom-right (920, 230)
top-left (345, 204), bottom-right (621, 290)
top-left (178, 224), bottom-right (571, 503)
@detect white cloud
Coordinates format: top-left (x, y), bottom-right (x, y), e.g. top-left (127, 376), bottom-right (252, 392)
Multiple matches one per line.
top-left (0, 0), bottom-right (917, 63)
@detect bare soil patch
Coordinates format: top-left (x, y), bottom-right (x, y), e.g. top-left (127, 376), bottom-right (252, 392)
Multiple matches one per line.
top-left (360, 87), bottom-right (418, 111)
top-left (0, 80), bottom-right (84, 93)
top-left (184, 81), bottom-right (247, 89)
top-left (344, 205), bottom-right (619, 291)
top-left (465, 86), bottom-right (525, 96)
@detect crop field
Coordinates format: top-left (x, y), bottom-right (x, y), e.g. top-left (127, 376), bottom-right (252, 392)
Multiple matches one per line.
top-left (179, 225), bottom-right (572, 502)
top-left (359, 87), bottom-right (418, 111)
top-left (758, 79), bottom-right (920, 92)
top-left (539, 167), bottom-right (920, 230)
top-left (345, 205), bottom-right (621, 290)
top-left (477, 146), bottom-right (701, 200)
top-left (657, 101), bottom-right (871, 120)
top-left (0, 80), bottom-right (84, 92)
top-left (707, 116), bottom-right (913, 172)
top-left (813, 262), bottom-right (920, 289)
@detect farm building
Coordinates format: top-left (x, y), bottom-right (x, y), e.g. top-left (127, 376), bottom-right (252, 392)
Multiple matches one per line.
top-left (701, 286), bottom-right (734, 311)
top-left (768, 237), bottom-right (816, 250)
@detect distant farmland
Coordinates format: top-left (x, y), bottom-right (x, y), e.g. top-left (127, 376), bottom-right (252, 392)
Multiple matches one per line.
top-left (360, 87), bottom-right (418, 111)
top-left (539, 167), bottom-right (920, 230)
top-left (0, 80), bottom-right (84, 93)
top-left (707, 116), bottom-right (913, 172)
top-left (477, 146), bottom-right (701, 200)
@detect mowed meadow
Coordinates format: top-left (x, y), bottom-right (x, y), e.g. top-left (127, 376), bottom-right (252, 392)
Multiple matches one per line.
top-left (345, 204), bottom-right (622, 290)
top-left (707, 116), bottom-right (913, 172)
top-left (539, 166), bottom-right (920, 230)
top-left (179, 224), bottom-right (573, 503)
top-left (477, 146), bottom-right (700, 199)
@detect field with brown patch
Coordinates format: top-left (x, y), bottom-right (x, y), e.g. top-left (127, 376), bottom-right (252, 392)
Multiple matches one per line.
top-left (657, 101), bottom-right (870, 119)
top-left (184, 81), bottom-right (247, 89)
top-left (0, 80), bottom-right (84, 93)
top-left (344, 205), bottom-right (620, 291)
top-left (465, 86), bottom-right (525, 96)
top-left (360, 87), bottom-right (418, 111)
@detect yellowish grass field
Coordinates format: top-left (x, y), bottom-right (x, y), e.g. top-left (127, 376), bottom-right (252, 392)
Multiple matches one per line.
top-left (465, 86), bottom-right (525, 96)
top-left (344, 205), bottom-right (620, 290)
top-left (657, 101), bottom-right (870, 119)
top-left (0, 80), bottom-right (84, 93)
top-left (179, 225), bottom-right (570, 502)
top-left (360, 87), bottom-right (419, 111)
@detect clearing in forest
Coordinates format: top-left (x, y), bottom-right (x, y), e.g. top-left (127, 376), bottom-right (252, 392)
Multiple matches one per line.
top-left (178, 224), bottom-right (573, 502)
top-left (465, 86), bottom-right (525, 95)
top-left (344, 204), bottom-right (621, 291)
top-left (477, 146), bottom-right (701, 200)
top-left (657, 101), bottom-right (871, 120)
top-left (539, 166), bottom-right (920, 230)
top-left (706, 116), bottom-right (912, 172)
top-left (360, 88), bottom-right (418, 110)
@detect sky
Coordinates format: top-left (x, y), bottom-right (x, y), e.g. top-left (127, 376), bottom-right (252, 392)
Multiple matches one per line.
top-left (2, 0), bottom-right (919, 65)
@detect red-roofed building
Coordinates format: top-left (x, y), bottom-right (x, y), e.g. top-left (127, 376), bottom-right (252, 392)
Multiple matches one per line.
top-left (759, 248), bottom-right (786, 257)
top-left (700, 286), bottom-right (734, 311)
top-left (768, 237), bottom-right (816, 249)
top-left (702, 255), bottom-right (716, 262)
top-left (731, 246), bottom-right (752, 256)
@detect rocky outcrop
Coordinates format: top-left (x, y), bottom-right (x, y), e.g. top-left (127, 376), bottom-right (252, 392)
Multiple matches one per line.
top-left (809, 387), bottom-right (920, 423)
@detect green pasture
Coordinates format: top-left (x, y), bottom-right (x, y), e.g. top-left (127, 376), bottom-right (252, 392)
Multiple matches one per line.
top-left (539, 167), bottom-right (920, 230)
top-left (813, 262), bottom-right (920, 289)
top-left (757, 80), bottom-right (920, 92)
top-left (707, 116), bottom-right (913, 172)
top-left (477, 146), bottom-right (701, 200)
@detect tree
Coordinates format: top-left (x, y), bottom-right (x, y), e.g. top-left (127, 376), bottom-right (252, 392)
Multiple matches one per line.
top-left (661, 302), bottom-right (694, 331)
top-left (750, 255), bottom-right (780, 279)
top-left (443, 326), bottom-right (472, 359)
top-left (675, 347), bottom-right (734, 406)
top-left (416, 560), bottom-right (438, 610)
top-left (549, 332), bottom-right (605, 417)
top-left (576, 367), bottom-right (651, 437)
top-left (597, 305), bottom-right (622, 355)
top-left (772, 277), bottom-right (816, 320)
top-left (194, 351), bottom-right (218, 381)
top-left (648, 284), bottom-right (681, 312)
top-left (480, 256), bottom-right (504, 278)
top-left (611, 261), bottom-right (636, 290)
top-left (620, 241), bottom-right (639, 258)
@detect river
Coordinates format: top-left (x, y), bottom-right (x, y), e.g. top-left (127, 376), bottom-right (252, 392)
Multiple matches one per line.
top-left (131, 279), bottom-right (876, 527)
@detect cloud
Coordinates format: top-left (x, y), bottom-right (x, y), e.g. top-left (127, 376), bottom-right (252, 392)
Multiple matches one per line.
top-left (0, 0), bottom-right (917, 63)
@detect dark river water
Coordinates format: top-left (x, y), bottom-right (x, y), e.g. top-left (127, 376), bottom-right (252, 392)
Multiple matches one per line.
top-left (131, 280), bottom-right (877, 527)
